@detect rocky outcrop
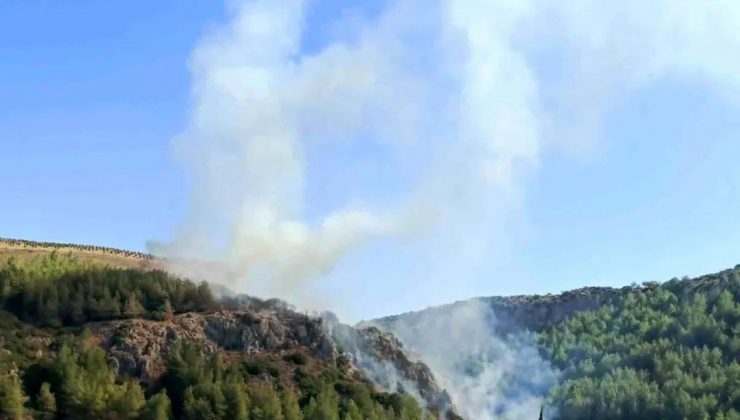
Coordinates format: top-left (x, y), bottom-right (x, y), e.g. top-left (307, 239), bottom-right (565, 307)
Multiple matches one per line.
top-left (479, 286), bottom-right (626, 332)
top-left (375, 286), bottom-right (628, 335)
top-left (91, 309), bottom-right (338, 380)
top-left (89, 305), bottom-right (457, 416)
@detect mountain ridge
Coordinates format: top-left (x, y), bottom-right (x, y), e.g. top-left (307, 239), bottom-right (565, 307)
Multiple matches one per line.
top-left (372, 264), bottom-right (740, 333)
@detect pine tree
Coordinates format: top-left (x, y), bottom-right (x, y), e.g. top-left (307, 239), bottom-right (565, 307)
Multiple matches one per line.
top-left (281, 389), bottom-right (302, 420)
top-left (141, 390), bottom-right (173, 420)
top-left (192, 383), bottom-right (226, 419)
top-left (37, 382), bottom-right (56, 413)
top-left (183, 387), bottom-right (216, 420)
top-left (304, 383), bottom-right (339, 420)
top-left (99, 288), bottom-right (121, 319)
top-left (249, 383), bottom-right (284, 420)
top-left (69, 290), bottom-right (86, 324)
top-left (343, 400), bottom-right (362, 420)
top-left (195, 282), bottom-right (216, 311)
top-left (315, 383), bottom-right (340, 420)
top-left (160, 298), bottom-right (174, 320)
top-left (109, 379), bottom-right (146, 419)
top-left (122, 292), bottom-right (144, 318)
top-left (39, 288), bottom-right (60, 326)
top-left (397, 395), bottom-right (422, 420)
top-left (350, 385), bottom-right (375, 415)
top-left (0, 373), bottom-right (27, 420)
top-left (303, 398), bottom-right (319, 420)
top-left (224, 382), bottom-right (249, 420)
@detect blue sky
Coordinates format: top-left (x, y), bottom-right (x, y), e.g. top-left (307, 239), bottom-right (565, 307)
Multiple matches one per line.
top-left (2, 0), bottom-right (740, 320)
top-left (0, 1), bottom-right (215, 248)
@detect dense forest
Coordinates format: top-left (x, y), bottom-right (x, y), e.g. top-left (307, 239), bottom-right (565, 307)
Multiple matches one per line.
top-left (0, 253), bottom-right (429, 420)
top-left (0, 337), bottom-right (422, 420)
top-left (0, 252), bottom-right (215, 326)
top-left (0, 336), bottom-right (426, 420)
top-left (540, 270), bottom-right (740, 419)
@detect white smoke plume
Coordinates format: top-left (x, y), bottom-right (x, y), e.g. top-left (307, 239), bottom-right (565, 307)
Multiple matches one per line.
top-left (164, 0), bottom-right (545, 308)
top-left (368, 300), bottom-right (558, 419)
top-left (165, 0), bottom-right (740, 311)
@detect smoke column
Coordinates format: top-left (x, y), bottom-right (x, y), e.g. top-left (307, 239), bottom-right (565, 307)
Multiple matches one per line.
top-left (166, 0), bottom-right (740, 311)
top-left (161, 0), bottom-right (740, 416)
top-left (368, 300), bottom-right (558, 419)
top-left (163, 0), bottom-right (543, 308)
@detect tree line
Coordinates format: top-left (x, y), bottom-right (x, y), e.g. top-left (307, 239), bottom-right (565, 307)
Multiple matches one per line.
top-left (0, 253), bottom-right (216, 326)
top-left (0, 238), bottom-right (153, 260)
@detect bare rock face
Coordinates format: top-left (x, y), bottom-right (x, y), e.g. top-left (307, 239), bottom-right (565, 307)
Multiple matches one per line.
top-left (375, 286), bottom-right (628, 336)
top-left (91, 309), bottom-right (338, 381)
top-left (479, 287), bottom-right (625, 333)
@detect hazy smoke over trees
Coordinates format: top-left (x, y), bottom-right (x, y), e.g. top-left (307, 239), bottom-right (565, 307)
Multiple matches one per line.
top-left (367, 300), bottom-right (558, 419)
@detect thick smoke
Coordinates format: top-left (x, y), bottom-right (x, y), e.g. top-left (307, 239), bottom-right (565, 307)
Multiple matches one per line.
top-left (166, 0), bottom-right (740, 311)
top-left (368, 300), bottom-right (558, 419)
top-left (164, 0), bottom-right (544, 308)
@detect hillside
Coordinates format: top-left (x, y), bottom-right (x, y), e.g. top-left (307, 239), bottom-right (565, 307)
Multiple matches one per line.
top-left (0, 248), bottom-right (456, 420)
top-left (2, 239), bottom-right (739, 419)
top-left (374, 266), bottom-right (740, 419)
top-left (0, 238), bottom-right (160, 271)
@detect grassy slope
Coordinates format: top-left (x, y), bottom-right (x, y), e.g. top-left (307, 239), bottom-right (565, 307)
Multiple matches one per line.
top-left (0, 238), bottom-right (162, 270)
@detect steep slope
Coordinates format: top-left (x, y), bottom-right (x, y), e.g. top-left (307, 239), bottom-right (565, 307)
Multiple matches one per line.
top-left (372, 265), bottom-right (740, 420)
top-left (0, 245), bottom-right (458, 419)
top-left (87, 305), bottom-right (456, 415)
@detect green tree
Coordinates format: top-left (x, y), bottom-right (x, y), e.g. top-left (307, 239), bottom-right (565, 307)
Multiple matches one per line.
top-left (343, 400), bottom-right (362, 420)
top-left (303, 383), bottom-right (339, 420)
top-left (224, 381), bottom-right (249, 420)
top-left (108, 379), bottom-right (146, 419)
top-left (122, 292), bottom-right (144, 318)
top-left (37, 382), bottom-right (56, 413)
top-left (281, 389), bottom-right (302, 420)
top-left (0, 373), bottom-right (27, 420)
top-left (183, 386), bottom-right (216, 420)
top-left (396, 395), bottom-right (422, 420)
top-left (141, 390), bottom-right (173, 420)
top-left (249, 383), bottom-right (283, 420)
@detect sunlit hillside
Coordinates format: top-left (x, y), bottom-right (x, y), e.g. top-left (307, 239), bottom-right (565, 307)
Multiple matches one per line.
top-left (0, 238), bottom-right (161, 271)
